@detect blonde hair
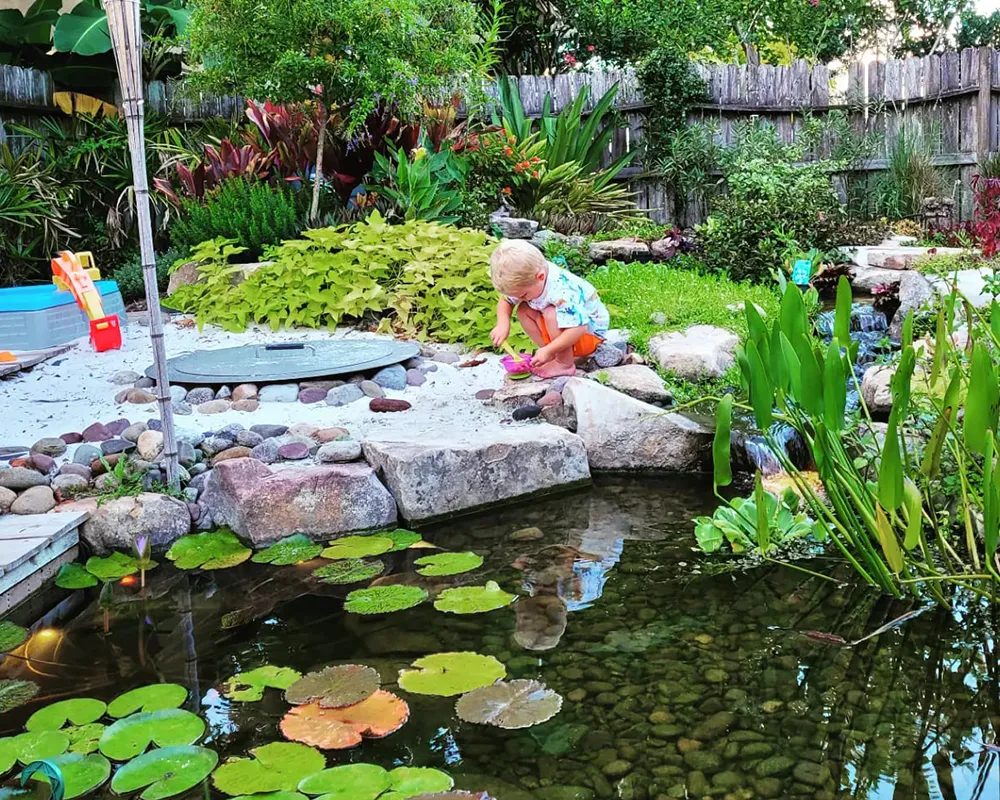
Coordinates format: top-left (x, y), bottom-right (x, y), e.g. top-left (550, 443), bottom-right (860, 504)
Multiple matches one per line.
top-left (490, 239), bottom-right (547, 296)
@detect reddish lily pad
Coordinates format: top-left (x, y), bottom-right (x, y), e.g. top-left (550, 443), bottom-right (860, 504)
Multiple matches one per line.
top-left (280, 690), bottom-right (409, 750)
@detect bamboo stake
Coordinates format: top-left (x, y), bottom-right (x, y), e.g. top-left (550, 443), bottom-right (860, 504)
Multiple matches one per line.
top-left (105, 0), bottom-right (180, 489)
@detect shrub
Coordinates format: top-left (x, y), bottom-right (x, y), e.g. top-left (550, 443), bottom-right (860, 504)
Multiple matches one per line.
top-left (110, 246), bottom-right (186, 304)
top-left (543, 238), bottom-right (591, 276)
top-left (370, 146), bottom-right (465, 224)
top-left (169, 179), bottom-right (304, 261)
top-left (973, 174), bottom-right (1000, 257)
top-left (636, 46), bottom-right (709, 165)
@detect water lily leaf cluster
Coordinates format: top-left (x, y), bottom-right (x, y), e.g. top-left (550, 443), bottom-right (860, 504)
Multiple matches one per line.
top-left (225, 666), bottom-right (302, 702)
top-left (167, 531), bottom-right (252, 570)
top-left (297, 764), bottom-right (452, 800)
top-left (54, 563), bottom-right (99, 590)
top-left (280, 690), bottom-right (409, 750)
top-left (84, 553), bottom-right (144, 583)
top-left (26, 699), bottom-right (106, 732)
top-left (455, 679), bottom-right (563, 729)
top-left (212, 742), bottom-right (324, 796)
top-left (432, 582), bottom-right (515, 615)
top-left (284, 665), bottom-right (380, 708)
top-left (110, 745), bottom-right (218, 800)
top-left (30, 753), bottom-right (111, 799)
top-left (414, 553), bottom-right (483, 577)
top-left (344, 586), bottom-right (428, 615)
top-left (0, 621), bottom-right (28, 653)
top-left (252, 535), bottom-right (323, 566)
top-left (321, 536), bottom-right (394, 560)
top-left (107, 686), bottom-right (187, 718)
top-left (99, 709), bottom-right (205, 760)
top-left (312, 559), bottom-right (385, 585)
top-left (397, 653), bottom-right (506, 697)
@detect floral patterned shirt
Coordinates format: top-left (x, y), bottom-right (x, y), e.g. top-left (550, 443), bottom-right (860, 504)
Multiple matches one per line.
top-left (508, 262), bottom-right (609, 337)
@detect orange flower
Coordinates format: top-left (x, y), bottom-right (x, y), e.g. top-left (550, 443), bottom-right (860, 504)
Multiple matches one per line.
top-left (530, 156), bottom-right (540, 164)
top-left (504, 146), bottom-right (513, 155)
top-left (531, 170), bottom-right (540, 178)
top-left (502, 187), bottom-right (512, 195)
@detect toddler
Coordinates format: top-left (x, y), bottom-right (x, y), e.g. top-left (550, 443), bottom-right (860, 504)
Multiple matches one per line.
top-left (489, 239), bottom-right (609, 379)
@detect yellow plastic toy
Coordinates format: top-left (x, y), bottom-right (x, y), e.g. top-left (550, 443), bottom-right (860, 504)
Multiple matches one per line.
top-left (51, 251), bottom-right (122, 352)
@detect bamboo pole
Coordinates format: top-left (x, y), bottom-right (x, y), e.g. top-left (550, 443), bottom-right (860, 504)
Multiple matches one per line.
top-left (105, 0), bottom-right (180, 489)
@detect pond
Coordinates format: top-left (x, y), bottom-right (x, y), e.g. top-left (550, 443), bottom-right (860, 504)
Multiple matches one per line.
top-left (1, 477), bottom-right (997, 800)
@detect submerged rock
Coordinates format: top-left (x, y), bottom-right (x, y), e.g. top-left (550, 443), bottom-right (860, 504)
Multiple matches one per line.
top-left (81, 493), bottom-right (191, 555)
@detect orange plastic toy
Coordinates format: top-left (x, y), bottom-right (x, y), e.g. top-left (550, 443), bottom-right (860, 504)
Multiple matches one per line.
top-left (51, 251), bottom-right (122, 352)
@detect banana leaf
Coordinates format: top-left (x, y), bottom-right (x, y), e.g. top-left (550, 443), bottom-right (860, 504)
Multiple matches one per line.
top-left (52, 1), bottom-right (109, 56)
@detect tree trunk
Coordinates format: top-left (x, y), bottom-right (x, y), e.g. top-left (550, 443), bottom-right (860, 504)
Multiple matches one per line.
top-left (310, 101), bottom-right (329, 226)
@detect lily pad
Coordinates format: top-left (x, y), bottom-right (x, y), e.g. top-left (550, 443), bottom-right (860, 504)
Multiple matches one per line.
top-left (225, 666), bottom-right (302, 702)
top-left (252, 535), bottom-right (323, 566)
top-left (343, 586), bottom-right (428, 615)
top-left (231, 794), bottom-right (307, 800)
top-left (285, 665), bottom-right (380, 709)
top-left (321, 536), bottom-right (393, 561)
top-left (65, 724), bottom-right (106, 755)
top-left (0, 681), bottom-right (38, 714)
top-left (28, 753), bottom-right (111, 799)
top-left (107, 685), bottom-right (187, 718)
top-left (26, 699), bottom-right (107, 732)
top-left (382, 530), bottom-right (423, 552)
top-left (433, 582), bottom-right (515, 615)
top-left (455, 679), bottom-right (563, 729)
top-left (0, 731), bottom-right (70, 771)
top-left (414, 553), bottom-right (483, 577)
top-left (297, 764), bottom-right (389, 800)
top-left (110, 745), bottom-right (218, 800)
top-left (55, 563), bottom-right (98, 590)
top-left (166, 531), bottom-right (251, 570)
top-left (84, 553), bottom-right (138, 582)
top-left (280, 691), bottom-right (409, 750)
top-left (312, 559), bottom-right (385, 585)
top-left (0, 621), bottom-right (27, 653)
top-left (386, 767), bottom-right (454, 798)
top-left (212, 742), bottom-right (325, 796)
top-left (397, 653), bottom-right (505, 697)
top-left (99, 709), bottom-right (205, 761)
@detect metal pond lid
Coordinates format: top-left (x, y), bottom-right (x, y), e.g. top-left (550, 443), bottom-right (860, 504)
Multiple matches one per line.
top-left (147, 339), bottom-right (420, 385)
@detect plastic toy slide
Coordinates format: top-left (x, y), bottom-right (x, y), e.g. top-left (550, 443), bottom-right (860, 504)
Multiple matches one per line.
top-left (51, 251), bottom-right (122, 352)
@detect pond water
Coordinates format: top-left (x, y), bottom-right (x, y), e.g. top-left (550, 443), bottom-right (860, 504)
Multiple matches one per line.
top-left (2, 477), bottom-right (998, 800)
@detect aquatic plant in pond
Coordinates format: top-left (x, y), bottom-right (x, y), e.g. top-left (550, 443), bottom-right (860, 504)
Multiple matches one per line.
top-left (0, 682), bottom-right (40, 715)
top-left (106, 686), bottom-right (187, 718)
top-left (312, 560), bottom-right (385, 585)
top-left (251, 535), bottom-right (323, 566)
top-left (98, 710), bottom-right (205, 760)
top-left (396, 653), bottom-right (505, 697)
top-left (433, 582), bottom-right (515, 614)
top-left (26, 700), bottom-right (106, 731)
top-left (321, 536), bottom-right (393, 560)
top-left (0, 622), bottom-right (27, 653)
top-left (343, 586), bottom-right (428, 615)
top-left (31, 753), bottom-right (110, 799)
top-left (109, 745), bottom-right (218, 800)
top-left (212, 742), bottom-right (324, 796)
top-left (83, 554), bottom-right (138, 583)
top-left (284, 665), bottom-right (379, 708)
top-left (455, 680), bottom-right (563, 729)
top-left (279, 691), bottom-right (409, 750)
top-left (165, 531), bottom-right (251, 570)
top-left (224, 667), bottom-right (302, 703)
top-left (414, 552), bottom-right (483, 577)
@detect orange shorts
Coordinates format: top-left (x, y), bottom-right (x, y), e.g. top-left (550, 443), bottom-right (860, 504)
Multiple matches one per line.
top-left (540, 317), bottom-right (602, 358)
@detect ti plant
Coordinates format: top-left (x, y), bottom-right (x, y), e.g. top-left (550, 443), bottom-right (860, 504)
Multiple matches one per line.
top-left (711, 275), bottom-right (1000, 605)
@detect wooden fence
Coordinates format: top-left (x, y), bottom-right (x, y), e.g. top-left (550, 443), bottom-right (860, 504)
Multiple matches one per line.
top-left (4, 47), bottom-right (1000, 224)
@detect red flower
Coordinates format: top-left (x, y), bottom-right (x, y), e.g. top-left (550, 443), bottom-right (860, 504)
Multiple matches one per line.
top-left (563, 53), bottom-right (577, 65)
top-left (587, 45), bottom-right (595, 52)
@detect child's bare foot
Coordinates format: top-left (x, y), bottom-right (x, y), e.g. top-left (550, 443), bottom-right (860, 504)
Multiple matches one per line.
top-left (532, 360), bottom-right (577, 379)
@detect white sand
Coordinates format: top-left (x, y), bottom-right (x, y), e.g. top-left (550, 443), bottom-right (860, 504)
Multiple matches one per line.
top-left (1, 313), bottom-right (513, 448)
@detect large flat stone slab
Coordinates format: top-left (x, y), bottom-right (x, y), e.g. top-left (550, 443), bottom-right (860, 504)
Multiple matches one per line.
top-left (562, 378), bottom-right (713, 471)
top-left (362, 427), bottom-right (591, 523)
top-left (202, 458), bottom-right (397, 544)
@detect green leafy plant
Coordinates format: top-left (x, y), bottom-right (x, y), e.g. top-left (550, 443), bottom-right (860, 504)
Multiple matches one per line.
top-left (110, 247), bottom-right (185, 305)
top-left (636, 46), bottom-right (709, 165)
top-left (433, 581), bottom-right (516, 614)
top-left (165, 531), bottom-right (251, 571)
top-left (872, 127), bottom-right (946, 220)
top-left (543, 239), bottom-right (591, 276)
top-left (370, 146), bottom-right (465, 224)
top-left (396, 652), bottom-right (506, 696)
top-left (343, 585), bottom-right (428, 615)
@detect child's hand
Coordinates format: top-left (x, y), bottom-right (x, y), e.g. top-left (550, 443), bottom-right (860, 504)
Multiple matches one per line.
top-left (532, 345), bottom-right (554, 365)
top-left (490, 322), bottom-right (510, 347)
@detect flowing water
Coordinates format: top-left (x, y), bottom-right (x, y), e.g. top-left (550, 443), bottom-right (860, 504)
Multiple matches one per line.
top-left (1, 478), bottom-right (998, 800)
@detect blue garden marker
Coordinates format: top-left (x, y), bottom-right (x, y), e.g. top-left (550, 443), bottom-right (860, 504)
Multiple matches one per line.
top-left (791, 259), bottom-right (813, 286)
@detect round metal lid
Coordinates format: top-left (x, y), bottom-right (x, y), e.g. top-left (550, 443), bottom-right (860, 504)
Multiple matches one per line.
top-left (148, 339), bottom-right (420, 385)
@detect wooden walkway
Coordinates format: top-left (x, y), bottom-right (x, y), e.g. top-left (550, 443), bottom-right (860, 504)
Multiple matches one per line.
top-left (0, 510), bottom-right (88, 612)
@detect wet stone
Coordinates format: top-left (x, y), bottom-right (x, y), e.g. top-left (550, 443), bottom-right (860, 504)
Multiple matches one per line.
top-left (791, 761), bottom-right (831, 787)
top-left (755, 756), bottom-right (795, 777)
top-left (683, 750), bottom-right (721, 772)
top-left (512, 403), bottom-right (542, 421)
top-left (752, 778), bottom-right (784, 798)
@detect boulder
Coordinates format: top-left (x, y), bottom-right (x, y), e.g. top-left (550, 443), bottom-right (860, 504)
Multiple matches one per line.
top-left (591, 365), bottom-right (671, 405)
top-left (137, 430), bottom-right (164, 461)
top-left (891, 271), bottom-right (935, 339)
top-left (588, 238), bottom-right (651, 263)
top-left (81, 493), bottom-right (191, 555)
top-left (198, 400), bottom-right (232, 414)
top-left (259, 384), bottom-right (300, 403)
top-left (232, 383), bottom-right (259, 402)
top-left (185, 387), bottom-right (215, 405)
top-left (30, 437), bottom-right (67, 457)
top-left (52, 474), bottom-right (89, 494)
top-left (326, 384), bottom-right (365, 406)
top-left (11, 486), bottom-right (56, 515)
top-left (202, 459), bottom-right (397, 545)
top-left (372, 365), bottom-right (407, 391)
top-left (363, 427), bottom-right (591, 523)
top-left (491, 380), bottom-right (553, 409)
top-left (648, 325), bottom-right (738, 381)
top-left (317, 440), bottom-right (363, 463)
top-left (861, 364), bottom-right (894, 416)
top-left (0, 487), bottom-right (15, 513)
top-left (122, 422), bottom-right (148, 443)
top-left (489, 211), bottom-right (538, 239)
top-left (562, 378), bottom-right (712, 471)
top-left (0, 467), bottom-right (49, 491)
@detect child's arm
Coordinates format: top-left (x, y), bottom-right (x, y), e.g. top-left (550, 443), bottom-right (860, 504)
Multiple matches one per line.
top-left (533, 324), bottom-right (586, 365)
top-left (490, 298), bottom-right (515, 347)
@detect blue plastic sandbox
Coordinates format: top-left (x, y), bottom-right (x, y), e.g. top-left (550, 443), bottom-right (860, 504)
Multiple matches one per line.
top-left (0, 281), bottom-right (127, 351)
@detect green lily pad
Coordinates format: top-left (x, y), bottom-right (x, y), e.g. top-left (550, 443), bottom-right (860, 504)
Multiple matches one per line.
top-left (66, 724), bottom-right (106, 755)
top-left (98, 709), bottom-right (205, 761)
top-left (55, 563), bottom-right (99, 590)
top-left (0, 681), bottom-right (38, 714)
top-left (28, 753), bottom-right (111, 799)
top-left (213, 742), bottom-right (325, 796)
top-left (225, 666), bottom-right (302, 702)
top-left (0, 621), bottom-right (28, 653)
top-left (414, 553), bottom-right (483, 577)
top-left (252, 535), bottom-right (323, 566)
top-left (231, 794), bottom-right (307, 800)
top-left (25, 698), bottom-right (107, 732)
top-left (2, 731), bottom-right (70, 765)
top-left (285, 665), bottom-right (379, 708)
top-left (387, 767), bottom-right (454, 797)
top-left (297, 764), bottom-right (390, 800)
top-left (343, 586), bottom-right (428, 615)
top-left (312, 559), bottom-right (385, 585)
top-left (433, 582), bottom-right (515, 615)
top-left (110, 744), bottom-right (218, 800)
top-left (382, 530), bottom-right (423, 552)
top-left (321, 536), bottom-right (393, 560)
top-left (397, 653), bottom-right (506, 697)
top-left (85, 553), bottom-right (138, 582)
top-left (107, 685), bottom-right (187, 718)
top-left (166, 531), bottom-right (251, 570)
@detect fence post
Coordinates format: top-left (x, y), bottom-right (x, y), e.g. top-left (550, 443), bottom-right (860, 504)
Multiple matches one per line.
top-left (978, 46), bottom-right (992, 165)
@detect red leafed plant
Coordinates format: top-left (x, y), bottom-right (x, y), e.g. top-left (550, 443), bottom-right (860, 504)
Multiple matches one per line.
top-left (154, 139), bottom-right (273, 202)
top-left (973, 174), bottom-right (1000, 257)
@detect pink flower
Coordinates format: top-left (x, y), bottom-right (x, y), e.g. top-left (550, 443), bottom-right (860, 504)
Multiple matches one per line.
top-left (587, 45), bottom-right (595, 52)
top-left (563, 53), bottom-right (577, 65)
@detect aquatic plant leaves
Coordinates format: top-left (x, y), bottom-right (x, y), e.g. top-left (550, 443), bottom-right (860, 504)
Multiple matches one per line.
top-left (712, 394), bottom-right (733, 489)
top-left (110, 745), bottom-right (218, 800)
top-left (382, 529), bottom-right (422, 552)
top-left (0, 681), bottom-right (39, 715)
top-left (251, 535), bottom-right (323, 566)
top-left (55, 564), bottom-right (98, 590)
top-left (26, 699), bottom-right (107, 732)
top-left (432, 582), bottom-right (515, 615)
top-left (85, 553), bottom-right (138, 582)
top-left (414, 553), bottom-right (483, 577)
top-left (343, 586), bottom-right (428, 615)
top-left (284, 665), bottom-right (380, 708)
top-left (212, 742), bottom-right (325, 796)
top-left (397, 653), bottom-right (505, 697)
top-left (98, 709), bottom-right (205, 761)
top-left (0, 731), bottom-right (70, 768)
top-left (312, 559), bottom-right (385, 585)
top-left (225, 666), bottom-right (302, 702)
top-left (321, 536), bottom-right (393, 560)
top-left (280, 691), bottom-right (409, 750)
top-left (386, 767), bottom-right (454, 797)
top-left (0, 621), bottom-right (27, 653)
top-left (166, 531), bottom-right (251, 570)
top-left (30, 753), bottom-right (111, 799)
top-left (107, 685), bottom-right (187, 718)
top-left (455, 679), bottom-right (563, 729)
top-left (231, 794), bottom-right (306, 800)
top-left (65, 724), bottom-right (105, 755)
top-left (297, 764), bottom-right (389, 800)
